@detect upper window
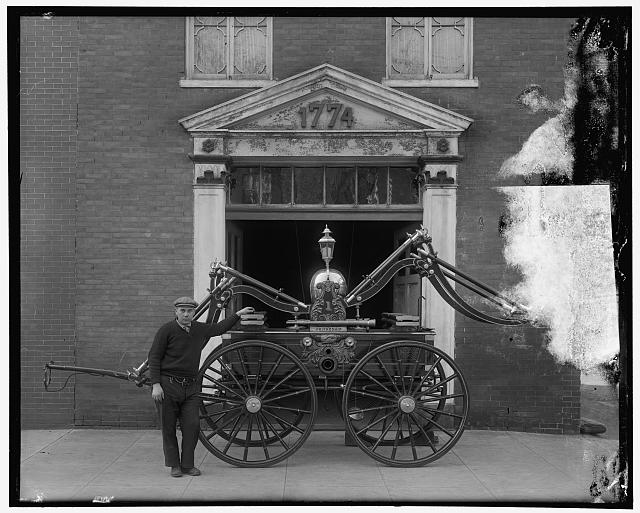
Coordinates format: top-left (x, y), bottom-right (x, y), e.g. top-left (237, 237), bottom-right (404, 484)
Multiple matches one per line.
top-left (383, 17), bottom-right (477, 88)
top-left (181, 16), bottom-right (275, 88)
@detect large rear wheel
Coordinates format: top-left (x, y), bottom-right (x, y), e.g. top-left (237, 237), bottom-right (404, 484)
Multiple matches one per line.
top-left (342, 340), bottom-right (469, 467)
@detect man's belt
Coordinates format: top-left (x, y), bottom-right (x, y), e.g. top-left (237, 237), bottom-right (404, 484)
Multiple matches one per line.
top-left (165, 375), bottom-right (196, 386)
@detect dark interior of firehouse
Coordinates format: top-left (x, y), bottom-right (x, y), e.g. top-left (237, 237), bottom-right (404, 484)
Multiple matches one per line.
top-left (234, 220), bottom-right (418, 327)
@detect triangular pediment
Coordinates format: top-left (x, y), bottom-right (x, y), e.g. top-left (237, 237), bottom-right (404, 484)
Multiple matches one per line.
top-left (179, 64), bottom-right (473, 133)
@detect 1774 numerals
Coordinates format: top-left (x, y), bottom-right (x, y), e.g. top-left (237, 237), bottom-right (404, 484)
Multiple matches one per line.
top-left (298, 102), bottom-right (354, 129)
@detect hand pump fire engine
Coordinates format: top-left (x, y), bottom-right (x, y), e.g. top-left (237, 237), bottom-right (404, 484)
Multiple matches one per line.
top-left (44, 226), bottom-right (529, 467)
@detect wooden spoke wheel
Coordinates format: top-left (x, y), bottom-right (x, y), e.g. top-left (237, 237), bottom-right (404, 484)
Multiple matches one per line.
top-left (342, 340), bottom-right (469, 467)
top-left (197, 340), bottom-right (317, 467)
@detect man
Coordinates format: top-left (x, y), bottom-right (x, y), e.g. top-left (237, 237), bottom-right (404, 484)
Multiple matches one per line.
top-left (148, 296), bottom-right (254, 477)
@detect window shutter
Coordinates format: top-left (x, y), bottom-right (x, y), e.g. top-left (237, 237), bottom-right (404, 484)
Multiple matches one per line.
top-left (231, 16), bottom-right (269, 79)
top-left (389, 17), bottom-right (426, 78)
top-left (193, 16), bottom-right (228, 76)
top-left (430, 17), bottom-right (466, 78)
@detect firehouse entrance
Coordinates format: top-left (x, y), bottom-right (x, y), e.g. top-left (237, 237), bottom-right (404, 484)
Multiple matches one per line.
top-left (183, 64), bottom-right (472, 432)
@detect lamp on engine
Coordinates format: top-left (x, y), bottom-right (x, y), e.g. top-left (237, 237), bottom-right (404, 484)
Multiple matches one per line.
top-left (318, 225), bottom-right (336, 276)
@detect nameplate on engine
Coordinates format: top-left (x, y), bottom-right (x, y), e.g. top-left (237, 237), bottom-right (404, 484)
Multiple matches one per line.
top-left (310, 326), bottom-right (347, 332)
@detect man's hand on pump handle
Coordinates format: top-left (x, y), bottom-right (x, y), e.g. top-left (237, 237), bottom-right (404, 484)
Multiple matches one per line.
top-left (151, 306), bottom-right (255, 403)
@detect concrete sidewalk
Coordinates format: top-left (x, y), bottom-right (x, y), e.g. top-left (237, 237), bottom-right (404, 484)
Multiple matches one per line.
top-left (18, 428), bottom-right (618, 504)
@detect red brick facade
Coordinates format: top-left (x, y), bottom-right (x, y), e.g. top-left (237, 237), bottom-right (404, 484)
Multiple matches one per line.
top-left (20, 15), bottom-right (580, 432)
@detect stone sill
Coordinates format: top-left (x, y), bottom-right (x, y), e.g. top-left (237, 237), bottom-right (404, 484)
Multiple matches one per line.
top-left (382, 78), bottom-right (479, 88)
top-left (180, 79), bottom-right (277, 89)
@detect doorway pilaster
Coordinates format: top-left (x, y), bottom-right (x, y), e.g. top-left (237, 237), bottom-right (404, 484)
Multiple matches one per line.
top-left (192, 162), bottom-right (228, 302)
top-left (420, 163), bottom-right (457, 356)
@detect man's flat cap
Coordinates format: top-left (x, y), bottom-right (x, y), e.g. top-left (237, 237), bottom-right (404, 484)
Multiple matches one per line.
top-left (174, 296), bottom-right (198, 308)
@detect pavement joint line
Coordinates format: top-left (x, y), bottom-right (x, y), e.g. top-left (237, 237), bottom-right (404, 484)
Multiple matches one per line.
top-left (374, 457), bottom-right (393, 500)
top-left (506, 431), bottom-right (616, 489)
top-left (504, 430), bottom-right (570, 478)
top-left (71, 430), bottom-right (148, 499)
top-left (179, 442), bottom-right (210, 498)
top-left (20, 429), bottom-right (73, 464)
top-left (450, 447), bottom-right (498, 500)
top-left (282, 448), bottom-right (288, 501)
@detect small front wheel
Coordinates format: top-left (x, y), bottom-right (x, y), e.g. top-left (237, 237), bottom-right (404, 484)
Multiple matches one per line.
top-left (343, 340), bottom-right (469, 467)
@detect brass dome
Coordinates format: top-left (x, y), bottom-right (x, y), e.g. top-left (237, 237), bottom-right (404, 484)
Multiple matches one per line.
top-left (309, 268), bottom-right (348, 298)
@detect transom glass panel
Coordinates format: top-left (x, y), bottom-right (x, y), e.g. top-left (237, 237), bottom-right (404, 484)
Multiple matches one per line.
top-left (357, 167), bottom-right (388, 205)
top-left (294, 167), bottom-right (323, 204)
top-left (325, 167), bottom-right (355, 204)
top-left (262, 167), bottom-right (291, 204)
top-left (227, 166), bottom-right (421, 207)
top-left (229, 167), bottom-right (260, 204)
top-left (389, 167), bottom-right (420, 204)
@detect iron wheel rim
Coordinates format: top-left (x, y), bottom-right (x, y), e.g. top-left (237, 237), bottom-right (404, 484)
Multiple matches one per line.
top-left (198, 340), bottom-right (317, 467)
top-left (342, 340), bottom-right (469, 467)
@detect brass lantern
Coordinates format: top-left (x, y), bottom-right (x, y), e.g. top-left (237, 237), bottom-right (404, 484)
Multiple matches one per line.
top-left (318, 225), bottom-right (336, 275)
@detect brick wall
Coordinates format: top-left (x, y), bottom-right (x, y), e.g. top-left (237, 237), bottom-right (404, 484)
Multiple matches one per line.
top-left (21, 15), bottom-right (580, 432)
top-left (20, 16), bottom-right (79, 428)
top-left (463, 17), bottom-right (581, 434)
top-left (74, 17), bottom-right (218, 427)
top-left (273, 17), bottom-right (385, 81)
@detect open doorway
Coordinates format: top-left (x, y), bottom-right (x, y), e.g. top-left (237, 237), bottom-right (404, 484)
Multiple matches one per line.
top-left (229, 220), bottom-right (421, 327)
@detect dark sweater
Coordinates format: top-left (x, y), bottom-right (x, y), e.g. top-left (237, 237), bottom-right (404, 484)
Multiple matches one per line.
top-left (148, 314), bottom-right (239, 384)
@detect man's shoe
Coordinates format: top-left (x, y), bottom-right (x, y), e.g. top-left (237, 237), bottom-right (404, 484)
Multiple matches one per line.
top-left (170, 466), bottom-right (183, 477)
top-left (181, 467), bottom-right (201, 476)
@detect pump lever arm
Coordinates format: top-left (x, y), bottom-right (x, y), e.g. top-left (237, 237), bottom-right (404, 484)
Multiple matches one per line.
top-left (414, 247), bottom-right (529, 315)
top-left (211, 262), bottom-right (309, 314)
top-left (346, 227), bottom-right (430, 304)
top-left (409, 247), bottom-right (529, 325)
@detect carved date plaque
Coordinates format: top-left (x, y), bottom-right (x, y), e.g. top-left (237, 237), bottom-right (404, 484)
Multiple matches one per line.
top-left (298, 102), bottom-right (354, 129)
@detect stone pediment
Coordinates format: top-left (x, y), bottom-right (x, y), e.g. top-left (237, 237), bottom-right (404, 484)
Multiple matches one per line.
top-left (179, 64), bottom-right (472, 133)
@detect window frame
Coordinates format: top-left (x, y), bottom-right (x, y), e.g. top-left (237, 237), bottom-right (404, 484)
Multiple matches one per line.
top-left (226, 165), bottom-right (423, 209)
top-left (181, 16), bottom-right (276, 88)
top-left (383, 16), bottom-right (478, 88)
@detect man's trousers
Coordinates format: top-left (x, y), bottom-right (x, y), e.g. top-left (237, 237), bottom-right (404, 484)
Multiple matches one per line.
top-left (158, 375), bottom-right (201, 469)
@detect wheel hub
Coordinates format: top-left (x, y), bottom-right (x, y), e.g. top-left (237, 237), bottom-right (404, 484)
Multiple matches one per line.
top-left (398, 395), bottom-right (416, 413)
top-left (245, 395), bottom-right (262, 414)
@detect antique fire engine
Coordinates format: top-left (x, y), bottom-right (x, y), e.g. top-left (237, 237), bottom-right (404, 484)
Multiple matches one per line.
top-left (45, 226), bottom-right (528, 468)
